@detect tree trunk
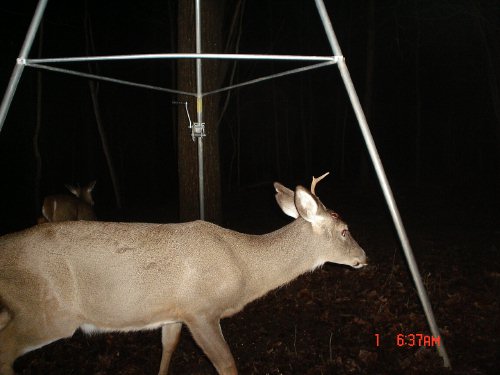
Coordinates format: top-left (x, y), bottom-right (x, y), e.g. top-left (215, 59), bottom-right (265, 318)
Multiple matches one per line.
top-left (177, 0), bottom-right (230, 224)
top-left (84, 3), bottom-right (122, 209)
top-left (359, 0), bottom-right (376, 182)
top-left (33, 22), bottom-right (44, 221)
top-left (414, 1), bottom-right (422, 185)
top-left (472, 1), bottom-right (500, 176)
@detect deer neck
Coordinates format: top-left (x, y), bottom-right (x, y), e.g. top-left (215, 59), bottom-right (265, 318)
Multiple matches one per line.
top-left (240, 219), bottom-right (324, 302)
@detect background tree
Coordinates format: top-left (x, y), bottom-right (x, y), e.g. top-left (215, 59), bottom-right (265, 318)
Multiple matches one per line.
top-left (176, 0), bottom-right (242, 223)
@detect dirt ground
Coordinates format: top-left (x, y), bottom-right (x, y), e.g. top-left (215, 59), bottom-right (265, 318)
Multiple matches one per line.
top-left (12, 184), bottom-right (500, 374)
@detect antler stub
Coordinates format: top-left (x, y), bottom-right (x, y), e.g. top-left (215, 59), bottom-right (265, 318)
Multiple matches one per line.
top-left (310, 172), bottom-right (330, 195)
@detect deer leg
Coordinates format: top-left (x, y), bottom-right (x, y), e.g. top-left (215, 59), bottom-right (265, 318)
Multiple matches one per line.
top-left (0, 348), bottom-right (17, 375)
top-left (0, 313), bottom-right (77, 375)
top-left (0, 321), bottom-right (32, 375)
top-left (186, 317), bottom-right (237, 375)
top-left (158, 322), bottom-right (182, 375)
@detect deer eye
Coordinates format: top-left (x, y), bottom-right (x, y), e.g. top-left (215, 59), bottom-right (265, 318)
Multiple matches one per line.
top-left (330, 212), bottom-right (340, 219)
top-left (341, 229), bottom-right (348, 237)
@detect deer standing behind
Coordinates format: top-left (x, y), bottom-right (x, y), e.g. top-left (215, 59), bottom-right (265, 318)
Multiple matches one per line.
top-left (0, 174), bottom-right (367, 375)
top-left (39, 180), bottom-right (96, 222)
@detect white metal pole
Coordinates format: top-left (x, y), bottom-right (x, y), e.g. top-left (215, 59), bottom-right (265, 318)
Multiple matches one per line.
top-left (195, 0), bottom-right (205, 220)
top-left (25, 53), bottom-right (338, 64)
top-left (314, 0), bottom-right (451, 368)
top-left (0, 0), bottom-right (49, 133)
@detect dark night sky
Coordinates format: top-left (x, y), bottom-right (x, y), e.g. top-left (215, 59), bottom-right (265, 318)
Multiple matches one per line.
top-left (0, 0), bottom-right (498, 233)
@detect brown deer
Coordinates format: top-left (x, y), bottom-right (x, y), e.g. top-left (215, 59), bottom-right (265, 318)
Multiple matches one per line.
top-left (39, 181), bottom-right (96, 223)
top-left (0, 174), bottom-right (367, 375)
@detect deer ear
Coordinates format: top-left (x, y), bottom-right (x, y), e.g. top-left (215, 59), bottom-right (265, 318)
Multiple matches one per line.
top-left (294, 186), bottom-right (322, 223)
top-left (86, 180), bottom-right (96, 192)
top-left (274, 182), bottom-right (299, 218)
top-left (65, 184), bottom-right (78, 197)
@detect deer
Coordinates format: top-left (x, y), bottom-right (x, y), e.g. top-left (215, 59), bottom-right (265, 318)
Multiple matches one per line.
top-left (0, 173), bottom-right (367, 375)
top-left (39, 180), bottom-right (96, 223)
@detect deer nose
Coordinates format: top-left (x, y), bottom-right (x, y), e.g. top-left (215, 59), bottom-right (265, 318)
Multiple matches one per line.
top-left (352, 257), bottom-right (368, 269)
